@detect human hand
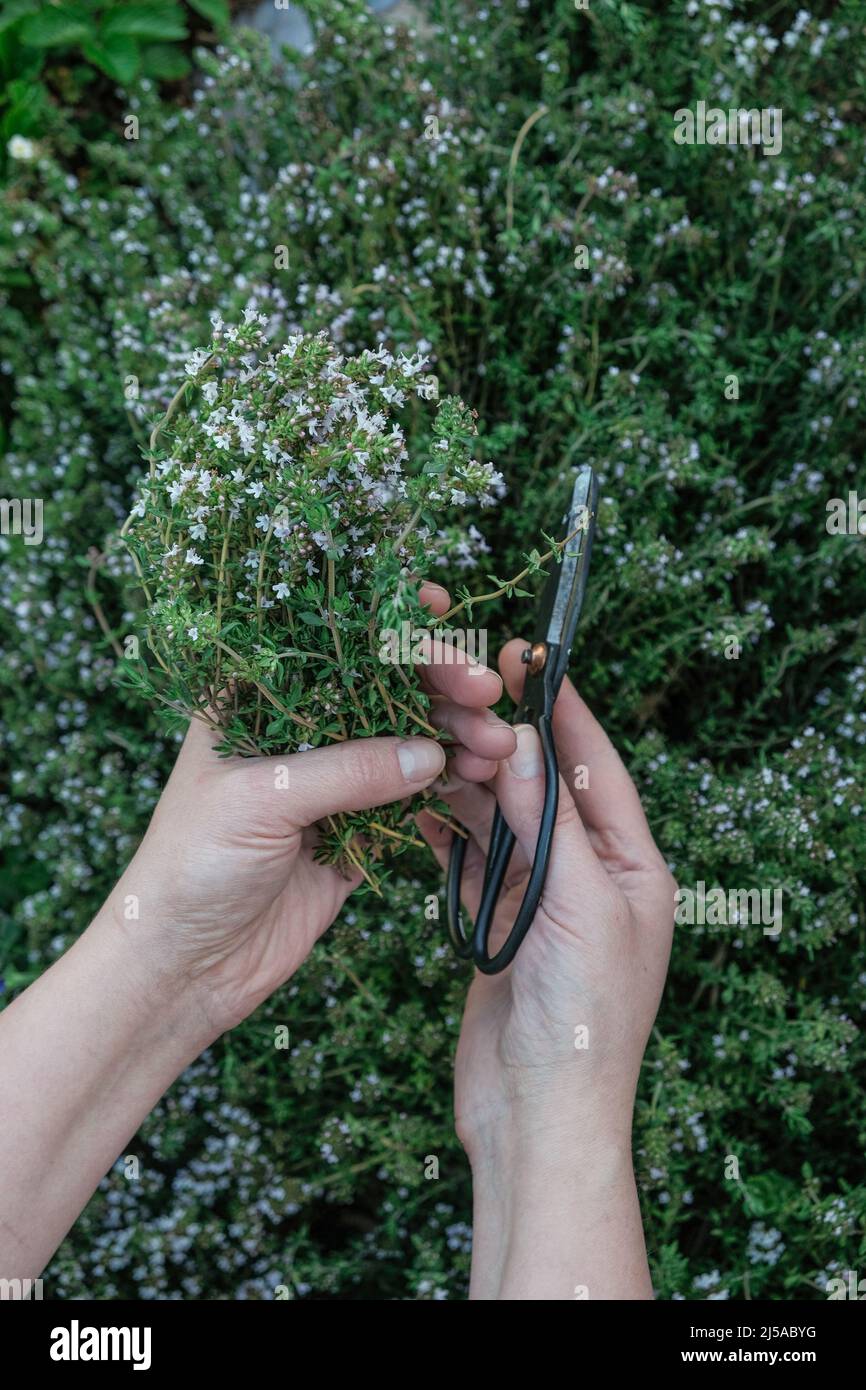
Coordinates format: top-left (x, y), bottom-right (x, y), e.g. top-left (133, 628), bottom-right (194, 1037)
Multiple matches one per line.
top-left (420, 635), bottom-right (674, 1148)
top-left (0, 582), bottom-right (521, 1282)
top-left (418, 638), bottom-right (675, 1297)
top-left (99, 582), bottom-right (517, 1038)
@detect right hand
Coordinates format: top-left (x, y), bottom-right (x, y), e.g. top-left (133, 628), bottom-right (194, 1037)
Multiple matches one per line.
top-left (418, 638), bottom-right (676, 1160)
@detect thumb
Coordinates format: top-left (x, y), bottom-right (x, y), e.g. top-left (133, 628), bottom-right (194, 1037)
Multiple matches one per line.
top-left (493, 723), bottom-right (598, 907)
top-left (254, 735), bottom-right (446, 830)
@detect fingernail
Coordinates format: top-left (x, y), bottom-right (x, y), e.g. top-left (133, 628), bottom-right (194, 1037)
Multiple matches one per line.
top-left (423, 582), bottom-right (449, 600)
top-left (484, 709), bottom-right (507, 726)
top-left (397, 738), bottom-right (446, 782)
top-left (509, 724), bottom-right (543, 780)
top-left (431, 772), bottom-right (465, 794)
top-left (469, 660), bottom-right (501, 685)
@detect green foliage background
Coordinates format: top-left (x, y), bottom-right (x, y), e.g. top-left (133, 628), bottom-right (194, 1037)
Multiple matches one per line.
top-left (1, 0), bottom-right (864, 1299)
top-left (0, 0), bottom-right (231, 177)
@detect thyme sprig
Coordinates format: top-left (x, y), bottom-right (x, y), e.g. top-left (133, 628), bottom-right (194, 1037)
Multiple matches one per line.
top-left (120, 318), bottom-right (506, 884)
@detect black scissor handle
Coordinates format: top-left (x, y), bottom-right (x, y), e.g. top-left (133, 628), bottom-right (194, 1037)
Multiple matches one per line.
top-left (443, 464), bottom-right (597, 974)
top-left (445, 711), bottom-right (559, 975)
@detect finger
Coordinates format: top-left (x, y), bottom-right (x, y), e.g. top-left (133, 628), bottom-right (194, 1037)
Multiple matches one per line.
top-left (498, 638), bottom-right (667, 873)
top-left (170, 712), bottom-right (227, 785)
top-left (416, 791), bottom-right (495, 916)
top-left (492, 723), bottom-right (602, 913)
top-left (416, 633), bottom-right (504, 708)
top-left (417, 580), bottom-right (451, 618)
top-left (416, 806), bottom-right (486, 879)
top-left (428, 698), bottom-right (517, 762)
top-left (419, 765), bottom-right (533, 919)
top-left (426, 774), bottom-right (498, 851)
top-left (231, 735), bottom-right (446, 832)
top-left (450, 747), bottom-right (500, 782)
top-left (427, 773), bottom-right (530, 881)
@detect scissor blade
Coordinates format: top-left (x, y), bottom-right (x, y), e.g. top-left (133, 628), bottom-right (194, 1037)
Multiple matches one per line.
top-left (532, 464), bottom-right (598, 654)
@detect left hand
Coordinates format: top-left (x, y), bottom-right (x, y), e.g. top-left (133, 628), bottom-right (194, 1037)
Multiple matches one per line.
top-left (100, 582), bottom-right (518, 1036)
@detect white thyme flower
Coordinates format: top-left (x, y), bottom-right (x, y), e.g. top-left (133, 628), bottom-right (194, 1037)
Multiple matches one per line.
top-left (184, 348), bottom-right (211, 378)
top-left (8, 134), bottom-right (36, 161)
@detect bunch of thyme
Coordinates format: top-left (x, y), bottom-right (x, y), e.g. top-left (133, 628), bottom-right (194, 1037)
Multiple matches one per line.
top-left (121, 314), bottom-right (508, 885)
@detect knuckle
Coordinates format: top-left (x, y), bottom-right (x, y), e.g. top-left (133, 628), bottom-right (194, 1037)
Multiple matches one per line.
top-left (343, 739), bottom-right (394, 797)
top-left (556, 795), bottom-right (583, 834)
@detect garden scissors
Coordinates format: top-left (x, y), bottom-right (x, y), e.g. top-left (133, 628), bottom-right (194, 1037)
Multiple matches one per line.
top-left (445, 464), bottom-right (599, 974)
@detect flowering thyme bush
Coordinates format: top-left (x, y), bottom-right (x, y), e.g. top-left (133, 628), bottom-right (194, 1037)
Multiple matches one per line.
top-left (122, 317), bottom-right (503, 874)
top-left (2, 0), bottom-right (866, 1300)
